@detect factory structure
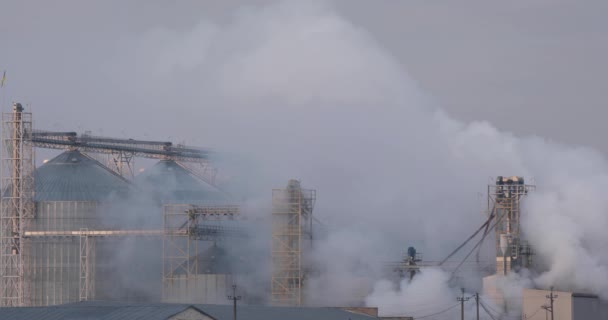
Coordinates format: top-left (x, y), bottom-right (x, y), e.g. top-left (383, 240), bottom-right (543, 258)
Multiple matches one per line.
top-left (0, 103), bottom-right (319, 308)
top-left (482, 176), bottom-right (535, 307)
top-left (1, 102), bottom-right (607, 319)
top-left (388, 175), bottom-right (608, 319)
top-left (477, 176), bottom-right (608, 320)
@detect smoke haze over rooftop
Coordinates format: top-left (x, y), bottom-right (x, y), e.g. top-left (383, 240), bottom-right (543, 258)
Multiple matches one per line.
top-left (2, 1), bottom-right (608, 318)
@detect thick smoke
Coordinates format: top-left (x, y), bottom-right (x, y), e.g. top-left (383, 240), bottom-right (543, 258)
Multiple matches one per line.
top-left (103, 0), bottom-right (608, 314)
top-left (12, 0), bottom-right (608, 316)
top-left (366, 269), bottom-right (455, 318)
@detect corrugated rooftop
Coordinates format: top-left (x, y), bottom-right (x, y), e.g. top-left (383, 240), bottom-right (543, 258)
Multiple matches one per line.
top-left (0, 301), bottom-right (378, 320)
top-left (34, 150), bottom-right (132, 201)
top-left (134, 160), bottom-right (229, 203)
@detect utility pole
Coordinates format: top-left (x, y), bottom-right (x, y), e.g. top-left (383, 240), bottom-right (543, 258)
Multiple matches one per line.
top-left (457, 288), bottom-right (470, 320)
top-left (541, 286), bottom-right (558, 320)
top-left (474, 292), bottom-right (480, 320)
top-left (227, 284), bottom-right (241, 320)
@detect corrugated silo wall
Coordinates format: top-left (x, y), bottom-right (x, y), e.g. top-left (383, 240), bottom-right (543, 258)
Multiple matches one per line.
top-left (163, 274), bottom-right (233, 305)
top-left (26, 201), bottom-right (97, 306)
top-left (25, 201), bottom-right (162, 306)
top-left (94, 237), bottom-right (162, 303)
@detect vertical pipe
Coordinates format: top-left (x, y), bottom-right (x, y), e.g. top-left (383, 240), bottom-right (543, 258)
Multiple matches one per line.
top-left (297, 187), bottom-right (301, 306)
top-left (12, 104), bottom-right (22, 244)
top-left (503, 251), bottom-right (507, 276)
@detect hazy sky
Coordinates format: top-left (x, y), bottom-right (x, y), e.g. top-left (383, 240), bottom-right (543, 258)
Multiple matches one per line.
top-left (1, 0), bottom-right (607, 153)
top-left (3, 1), bottom-right (608, 311)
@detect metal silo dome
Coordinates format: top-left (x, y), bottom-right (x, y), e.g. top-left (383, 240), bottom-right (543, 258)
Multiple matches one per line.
top-left (134, 160), bottom-right (229, 204)
top-left (34, 150), bottom-right (132, 201)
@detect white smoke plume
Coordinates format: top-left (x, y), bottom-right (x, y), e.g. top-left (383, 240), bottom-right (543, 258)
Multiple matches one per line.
top-left (366, 269), bottom-right (456, 319)
top-left (15, 0), bottom-right (608, 316)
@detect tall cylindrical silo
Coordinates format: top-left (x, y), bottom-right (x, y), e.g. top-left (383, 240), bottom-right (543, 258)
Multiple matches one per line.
top-left (27, 150), bottom-right (132, 306)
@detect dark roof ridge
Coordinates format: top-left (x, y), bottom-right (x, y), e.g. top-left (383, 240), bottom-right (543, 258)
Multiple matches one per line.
top-left (78, 151), bottom-right (133, 185)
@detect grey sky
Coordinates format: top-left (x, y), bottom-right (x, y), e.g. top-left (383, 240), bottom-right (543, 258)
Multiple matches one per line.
top-left (1, 0), bottom-right (607, 151)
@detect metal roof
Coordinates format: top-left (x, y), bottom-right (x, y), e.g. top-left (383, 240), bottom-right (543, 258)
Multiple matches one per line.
top-left (0, 301), bottom-right (377, 320)
top-left (198, 303), bottom-right (376, 320)
top-left (0, 303), bottom-right (198, 320)
top-left (34, 150), bottom-right (132, 202)
top-left (134, 160), bottom-right (229, 203)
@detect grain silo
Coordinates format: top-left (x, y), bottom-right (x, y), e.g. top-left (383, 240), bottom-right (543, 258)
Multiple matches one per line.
top-left (134, 159), bottom-right (229, 204)
top-left (0, 105), bottom-right (243, 307)
top-left (26, 150), bottom-right (133, 306)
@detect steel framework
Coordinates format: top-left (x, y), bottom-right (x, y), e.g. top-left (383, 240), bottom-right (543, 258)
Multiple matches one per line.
top-left (26, 228), bottom-right (166, 304)
top-left (162, 204), bottom-right (243, 301)
top-left (108, 150), bottom-right (135, 180)
top-left (176, 161), bottom-right (219, 187)
top-left (488, 176), bottom-right (535, 275)
top-left (22, 227), bottom-right (188, 304)
top-left (0, 103), bottom-right (34, 307)
top-left (31, 130), bottom-right (210, 162)
top-left (78, 228), bottom-right (95, 301)
top-left (30, 130), bottom-right (215, 180)
top-left (271, 180), bottom-right (315, 306)
top-left (0, 106), bottom-right (230, 306)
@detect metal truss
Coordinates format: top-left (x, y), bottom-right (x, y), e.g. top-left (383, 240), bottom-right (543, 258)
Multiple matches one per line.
top-left (31, 130), bottom-right (209, 162)
top-left (79, 228), bottom-right (95, 301)
top-left (0, 104), bottom-right (34, 307)
top-left (271, 180), bottom-right (315, 306)
top-left (488, 176), bottom-right (535, 275)
top-left (162, 204), bottom-right (242, 301)
top-left (108, 150), bottom-right (135, 180)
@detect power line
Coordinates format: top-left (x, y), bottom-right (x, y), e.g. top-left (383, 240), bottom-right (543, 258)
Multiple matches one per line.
top-left (458, 288), bottom-right (471, 320)
top-left (475, 292), bottom-right (480, 320)
top-left (439, 204), bottom-right (496, 266)
top-left (450, 205), bottom-right (510, 278)
top-left (479, 299), bottom-right (498, 320)
top-left (479, 297), bottom-right (501, 315)
top-left (479, 302), bottom-right (521, 320)
top-left (541, 286), bottom-right (558, 320)
top-left (414, 303), bottom-right (460, 319)
top-left (404, 302), bottom-right (464, 315)
top-left (383, 300), bottom-right (474, 315)
top-left (226, 284), bottom-right (241, 320)
top-left (524, 307), bottom-right (543, 319)
top-left (479, 299), bottom-right (521, 320)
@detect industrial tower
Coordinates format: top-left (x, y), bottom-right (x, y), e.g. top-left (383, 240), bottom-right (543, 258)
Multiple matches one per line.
top-left (162, 204), bottom-right (243, 303)
top-left (488, 176), bottom-right (535, 275)
top-left (0, 103), bottom-right (35, 306)
top-left (271, 180), bottom-right (315, 306)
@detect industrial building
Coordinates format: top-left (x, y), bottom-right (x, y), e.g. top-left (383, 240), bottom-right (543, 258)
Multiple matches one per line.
top-left (521, 288), bottom-right (608, 320)
top-left (482, 176), bottom-right (535, 309)
top-left (477, 177), bottom-right (608, 320)
top-left (386, 174), bottom-right (608, 319)
top-left (26, 149), bottom-right (135, 306)
top-left (4, 102), bottom-right (607, 319)
top-left (0, 103), bottom-right (319, 308)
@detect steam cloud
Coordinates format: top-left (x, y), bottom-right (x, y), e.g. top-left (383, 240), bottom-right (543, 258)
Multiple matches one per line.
top-left (18, 0), bottom-right (608, 317)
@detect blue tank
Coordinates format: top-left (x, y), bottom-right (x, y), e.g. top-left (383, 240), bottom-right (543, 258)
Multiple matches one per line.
top-left (407, 246), bottom-right (417, 259)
